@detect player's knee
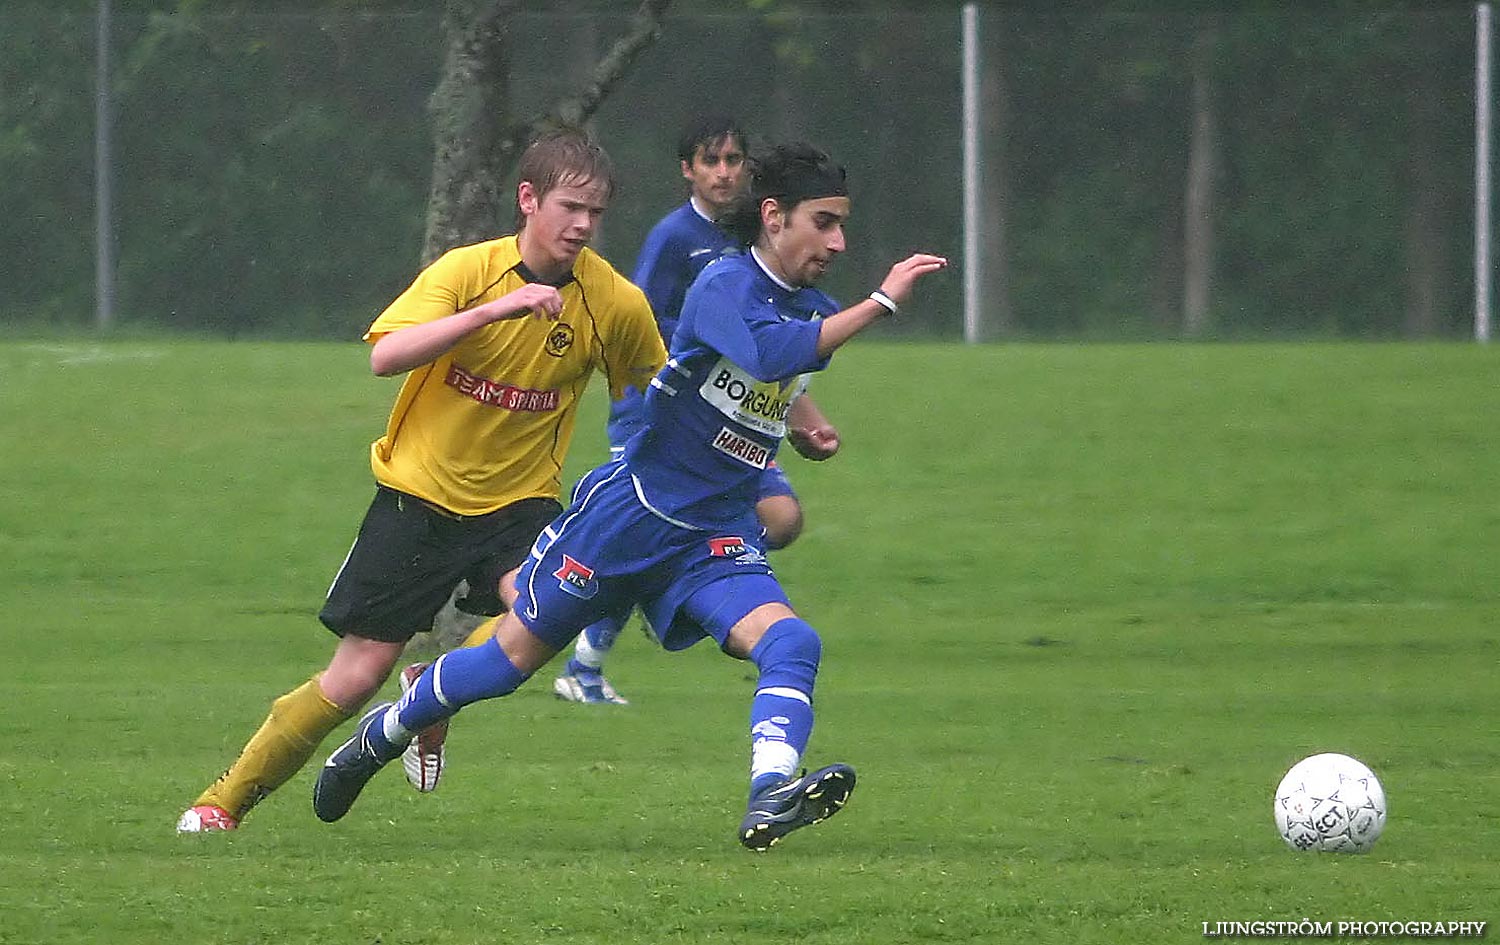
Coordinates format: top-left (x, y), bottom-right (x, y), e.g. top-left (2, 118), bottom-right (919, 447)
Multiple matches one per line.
top-left (318, 663), bottom-right (388, 711)
top-left (323, 634), bottom-right (405, 709)
top-left (748, 617), bottom-right (821, 694)
top-left (757, 496), bottom-right (804, 550)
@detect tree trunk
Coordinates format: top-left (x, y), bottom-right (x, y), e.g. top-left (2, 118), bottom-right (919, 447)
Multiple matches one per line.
top-left (1182, 17), bottom-right (1219, 337)
top-left (421, 0), bottom-right (671, 264)
top-left (422, 0), bottom-right (516, 265)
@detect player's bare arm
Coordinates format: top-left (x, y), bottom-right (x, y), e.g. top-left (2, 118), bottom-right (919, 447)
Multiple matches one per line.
top-left (814, 253), bottom-right (947, 357)
top-left (787, 394), bottom-right (840, 461)
top-left (370, 283), bottom-right (564, 376)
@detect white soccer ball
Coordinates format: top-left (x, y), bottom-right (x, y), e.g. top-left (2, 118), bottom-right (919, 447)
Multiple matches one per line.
top-left (1273, 752), bottom-right (1386, 853)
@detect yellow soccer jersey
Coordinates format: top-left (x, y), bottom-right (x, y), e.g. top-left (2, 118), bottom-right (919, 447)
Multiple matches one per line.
top-left (364, 236), bottom-right (665, 516)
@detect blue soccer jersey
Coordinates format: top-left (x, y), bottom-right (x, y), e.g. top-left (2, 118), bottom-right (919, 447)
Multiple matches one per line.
top-left (606, 201), bottom-right (739, 448)
top-left (622, 249), bottom-right (838, 529)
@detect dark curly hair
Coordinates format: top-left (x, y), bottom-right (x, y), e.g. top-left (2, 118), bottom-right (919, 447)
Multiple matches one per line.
top-left (717, 142), bottom-right (847, 245)
top-left (676, 114), bottom-right (748, 165)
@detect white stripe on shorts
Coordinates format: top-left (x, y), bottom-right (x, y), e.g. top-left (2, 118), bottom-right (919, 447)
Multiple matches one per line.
top-left (630, 474), bottom-right (703, 530)
top-left (522, 463), bottom-right (632, 622)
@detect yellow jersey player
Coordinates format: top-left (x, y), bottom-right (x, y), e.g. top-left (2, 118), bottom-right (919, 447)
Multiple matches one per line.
top-left (176, 127), bottom-right (666, 832)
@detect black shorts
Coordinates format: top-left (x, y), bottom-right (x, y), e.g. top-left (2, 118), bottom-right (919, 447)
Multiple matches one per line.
top-left (318, 486), bottom-right (562, 643)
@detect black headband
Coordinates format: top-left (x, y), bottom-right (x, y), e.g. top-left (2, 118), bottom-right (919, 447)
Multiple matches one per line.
top-left (776, 162), bottom-right (848, 205)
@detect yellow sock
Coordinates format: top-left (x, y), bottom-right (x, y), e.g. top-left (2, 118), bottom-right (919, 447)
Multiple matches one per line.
top-left (195, 677), bottom-right (350, 821)
top-left (460, 616), bottom-right (501, 649)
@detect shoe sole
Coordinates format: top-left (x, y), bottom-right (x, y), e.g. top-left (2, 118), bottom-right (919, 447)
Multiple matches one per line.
top-left (553, 675), bottom-right (587, 702)
top-left (553, 674), bottom-right (628, 705)
top-left (740, 765), bottom-right (856, 851)
top-left (399, 664), bottom-right (447, 792)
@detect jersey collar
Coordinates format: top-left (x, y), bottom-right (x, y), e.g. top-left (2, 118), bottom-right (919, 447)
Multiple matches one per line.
top-left (750, 246), bottom-right (795, 292)
top-left (688, 195), bottom-right (716, 223)
top-left (512, 259), bottom-right (577, 288)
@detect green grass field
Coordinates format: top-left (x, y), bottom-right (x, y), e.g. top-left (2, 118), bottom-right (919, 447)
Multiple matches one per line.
top-left (1, 339), bottom-right (1496, 944)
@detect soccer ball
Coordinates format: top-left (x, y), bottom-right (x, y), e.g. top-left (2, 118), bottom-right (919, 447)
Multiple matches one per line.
top-left (1273, 752), bottom-right (1386, 853)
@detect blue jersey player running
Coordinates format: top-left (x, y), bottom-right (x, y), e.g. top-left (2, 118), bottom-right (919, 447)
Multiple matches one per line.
top-left (554, 116), bottom-right (838, 705)
top-left (313, 142), bottom-right (948, 850)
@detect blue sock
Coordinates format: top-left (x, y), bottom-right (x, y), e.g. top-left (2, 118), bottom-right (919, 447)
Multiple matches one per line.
top-left (747, 618), bottom-right (821, 797)
top-left (748, 691), bottom-right (814, 798)
top-left (586, 615), bottom-right (625, 651)
top-left (387, 636), bottom-right (529, 740)
top-left (360, 707), bottom-right (401, 762)
top-left (567, 614), bottom-right (625, 678)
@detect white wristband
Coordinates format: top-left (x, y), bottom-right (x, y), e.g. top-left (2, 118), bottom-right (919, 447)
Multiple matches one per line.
top-left (868, 289), bottom-right (898, 315)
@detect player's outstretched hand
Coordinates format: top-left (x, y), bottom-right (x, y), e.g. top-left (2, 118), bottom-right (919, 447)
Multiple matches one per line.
top-left (878, 253), bottom-right (949, 306)
top-left (478, 283), bottom-right (564, 324)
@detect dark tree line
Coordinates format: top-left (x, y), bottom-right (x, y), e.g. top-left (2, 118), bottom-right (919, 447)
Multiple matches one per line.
top-left (0, 2), bottom-right (1482, 339)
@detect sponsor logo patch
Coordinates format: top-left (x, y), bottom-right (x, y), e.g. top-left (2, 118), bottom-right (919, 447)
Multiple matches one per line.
top-left (709, 536), bottom-right (748, 557)
top-left (711, 427), bottom-right (770, 469)
top-left (446, 364), bottom-right (560, 412)
top-left (553, 554), bottom-right (598, 599)
top-left (708, 535), bottom-right (768, 567)
top-left (698, 357), bottom-right (808, 437)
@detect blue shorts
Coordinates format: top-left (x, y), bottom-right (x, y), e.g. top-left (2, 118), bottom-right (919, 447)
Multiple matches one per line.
top-left (517, 461), bottom-right (790, 652)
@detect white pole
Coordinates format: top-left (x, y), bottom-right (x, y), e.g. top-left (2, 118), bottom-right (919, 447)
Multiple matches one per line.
top-left (961, 3), bottom-right (981, 344)
top-left (1477, 2), bottom-right (1492, 342)
top-left (94, 0), bottom-right (115, 330)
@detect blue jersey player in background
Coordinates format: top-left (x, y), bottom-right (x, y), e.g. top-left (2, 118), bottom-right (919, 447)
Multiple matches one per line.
top-left (555, 116), bottom-right (839, 705)
top-left (314, 142), bottom-right (948, 850)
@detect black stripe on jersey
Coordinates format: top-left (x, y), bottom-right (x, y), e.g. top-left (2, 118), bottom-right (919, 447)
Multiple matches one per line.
top-left (458, 261), bottom-right (576, 312)
top-left (537, 275), bottom-right (605, 482)
top-left (385, 360), bottom-right (443, 448)
top-left (461, 270), bottom-right (510, 312)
